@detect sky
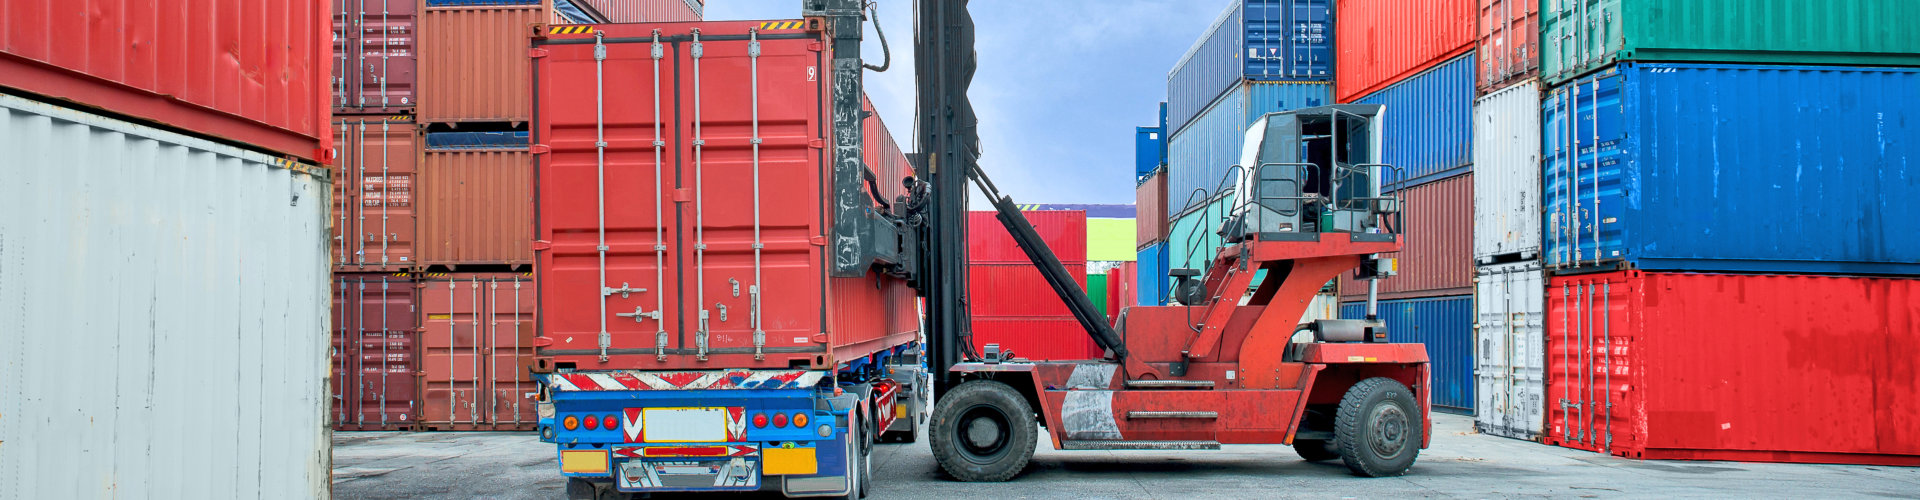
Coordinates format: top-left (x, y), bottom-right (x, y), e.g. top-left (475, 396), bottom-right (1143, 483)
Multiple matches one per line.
top-left (702, 0), bottom-right (1228, 205)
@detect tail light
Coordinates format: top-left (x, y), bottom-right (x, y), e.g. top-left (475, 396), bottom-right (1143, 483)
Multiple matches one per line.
top-left (791, 412), bottom-right (809, 428)
top-left (603, 415), bottom-right (619, 430)
top-left (773, 413), bottom-right (789, 428)
top-left (753, 413), bottom-right (769, 428)
top-left (584, 415), bottom-right (600, 430)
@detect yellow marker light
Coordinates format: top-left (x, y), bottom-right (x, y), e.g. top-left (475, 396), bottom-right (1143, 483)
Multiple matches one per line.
top-left (791, 412), bottom-right (809, 429)
top-left (563, 415), bottom-right (580, 431)
top-left (894, 403), bottom-right (907, 419)
top-left (559, 450), bottom-right (610, 474)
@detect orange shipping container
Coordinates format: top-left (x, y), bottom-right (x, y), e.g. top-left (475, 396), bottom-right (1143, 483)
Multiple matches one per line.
top-left (419, 3), bottom-right (550, 124)
top-left (1340, 173), bottom-right (1473, 299)
top-left (419, 145), bottom-right (535, 267)
top-left (333, 117), bottom-right (420, 271)
top-left (1335, 0), bottom-right (1476, 103)
top-left (419, 272), bottom-right (538, 430)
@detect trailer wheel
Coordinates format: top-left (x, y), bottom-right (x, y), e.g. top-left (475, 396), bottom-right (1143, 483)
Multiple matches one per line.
top-left (930, 380), bottom-right (1036, 482)
top-left (1293, 439), bottom-right (1339, 462)
top-left (565, 478), bottom-right (596, 500)
top-left (1334, 377), bottom-right (1421, 477)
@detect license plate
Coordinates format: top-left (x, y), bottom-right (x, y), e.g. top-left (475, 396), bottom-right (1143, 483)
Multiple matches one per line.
top-left (619, 458), bottom-right (759, 490)
top-left (642, 407), bottom-right (739, 443)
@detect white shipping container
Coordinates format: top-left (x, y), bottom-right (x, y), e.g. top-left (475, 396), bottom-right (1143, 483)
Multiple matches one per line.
top-left (1473, 260), bottom-right (1546, 441)
top-left (0, 94), bottom-right (332, 498)
top-left (1471, 79), bottom-right (1543, 262)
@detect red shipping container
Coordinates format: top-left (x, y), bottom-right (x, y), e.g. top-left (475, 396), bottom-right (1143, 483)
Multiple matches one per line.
top-left (1136, 173), bottom-right (1168, 249)
top-left (969, 210), bottom-right (1089, 264)
top-left (334, 117), bottom-right (420, 271)
top-left (531, 21), bottom-right (920, 371)
top-left (420, 272), bottom-right (539, 430)
top-left (418, 147), bottom-right (534, 267)
top-left (1340, 173), bottom-right (1473, 299)
top-left (969, 318), bottom-right (1102, 362)
top-left (334, 0), bottom-right (417, 112)
top-left (0, 0), bottom-right (333, 163)
top-left (968, 264), bottom-right (1088, 318)
top-left (1547, 271), bottom-right (1920, 466)
top-left (419, 3), bottom-right (549, 124)
top-left (1335, 0), bottom-right (1476, 103)
top-left (331, 273), bottom-right (421, 431)
top-left (1475, 0), bottom-right (1538, 94)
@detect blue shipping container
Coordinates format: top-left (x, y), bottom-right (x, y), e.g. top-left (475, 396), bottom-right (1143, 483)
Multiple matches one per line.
top-left (1137, 243), bottom-right (1171, 306)
top-left (1136, 126), bottom-right (1165, 181)
top-left (1354, 53), bottom-right (1474, 189)
top-left (1341, 295), bottom-right (1473, 413)
top-left (1166, 0), bottom-right (1334, 135)
top-left (1543, 63), bottom-right (1920, 275)
top-left (424, 131), bottom-right (530, 150)
top-left (1166, 82), bottom-right (1332, 217)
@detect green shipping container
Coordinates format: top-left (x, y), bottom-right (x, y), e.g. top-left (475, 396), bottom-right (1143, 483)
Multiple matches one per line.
top-left (1087, 274), bottom-right (1109, 316)
top-left (1542, 0), bottom-right (1920, 86)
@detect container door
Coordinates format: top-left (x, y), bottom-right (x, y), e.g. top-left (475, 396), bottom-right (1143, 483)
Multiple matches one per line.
top-left (1540, 0), bottom-right (1622, 85)
top-left (1471, 80), bottom-right (1542, 262)
top-left (1475, 0), bottom-right (1539, 90)
top-left (421, 274), bottom-right (536, 429)
top-left (332, 275), bottom-right (420, 430)
top-left (1473, 261), bottom-right (1545, 440)
top-left (1546, 271), bottom-right (1633, 454)
top-left (1541, 70), bottom-right (1624, 272)
top-left (333, 0), bottom-right (356, 109)
top-left (337, 118), bottom-right (418, 269)
top-left (353, 0), bottom-right (417, 109)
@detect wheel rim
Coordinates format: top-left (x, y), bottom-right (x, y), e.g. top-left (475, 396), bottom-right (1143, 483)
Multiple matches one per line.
top-left (954, 403), bottom-right (1013, 463)
top-left (1367, 400), bottom-right (1410, 459)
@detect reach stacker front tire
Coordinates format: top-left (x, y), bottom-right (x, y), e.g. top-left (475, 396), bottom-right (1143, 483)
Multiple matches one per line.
top-left (929, 380), bottom-right (1036, 482)
top-left (1334, 377), bottom-right (1422, 477)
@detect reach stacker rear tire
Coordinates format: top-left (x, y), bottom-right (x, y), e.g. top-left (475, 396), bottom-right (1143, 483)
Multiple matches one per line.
top-left (929, 380), bottom-right (1036, 482)
top-left (1334, 377), bottom-right (1422, 477)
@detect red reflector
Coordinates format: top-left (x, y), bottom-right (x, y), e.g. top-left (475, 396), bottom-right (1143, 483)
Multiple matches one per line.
top-left (603, 415), bottom-right (619, 430)
top-left (773, 413), bottom-right (788, 428)
top-left (583, 415), bottom-right (599, 430)
top-left (753, 413), bottom-right (769, 428)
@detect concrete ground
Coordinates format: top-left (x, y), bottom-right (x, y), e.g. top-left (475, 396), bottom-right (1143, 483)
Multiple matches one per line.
top-left (332, 413), bottom-right (1920, 499)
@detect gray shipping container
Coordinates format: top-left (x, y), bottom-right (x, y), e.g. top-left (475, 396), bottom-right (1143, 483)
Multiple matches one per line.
top-left (1471, 79), bottom-right (1542, 262)
top-left (1474, 260), bottom-right (1546, 441)
top-left (0, 94), bottom-right (333, 498)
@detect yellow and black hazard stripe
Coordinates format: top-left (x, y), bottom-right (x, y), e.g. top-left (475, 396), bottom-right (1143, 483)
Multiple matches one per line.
top-left (757, 21), bottom-right (804, 31)
top-left (549, 25), bottom-right (596, 35)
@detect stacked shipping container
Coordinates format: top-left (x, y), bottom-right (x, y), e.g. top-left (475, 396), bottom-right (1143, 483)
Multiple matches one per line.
top-left (326, 0), bottom-right (701, 431)
top-left (968, 211), bottom-right (1100, 361)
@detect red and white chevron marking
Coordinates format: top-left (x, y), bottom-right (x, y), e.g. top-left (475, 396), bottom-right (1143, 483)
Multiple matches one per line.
top-left (544, 370), bottom-right (825, 392)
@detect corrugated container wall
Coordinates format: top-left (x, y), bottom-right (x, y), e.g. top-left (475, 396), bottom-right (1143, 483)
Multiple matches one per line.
top-left (1334, 0), bottom-right (1474, 103)
top-left (421, 272), bottom-right (539, 430)
top-left (1138, 243), bottom-right (1171, 306)
top-left (1166, 82), bottom-right (1332, 217)
top-left (0, 95), bottom-right (331, 497)
top-left (0, 0), bottom-right (332, 163)
top-left (419, 2), bottom-right (551, 124)
top-left (333, 273), bottom-right (421, 431)
top-left (1471, 80), bottom-right (1541, 262)
top-left (334, 0), bottom-right (418, 112)
top-left (1548, 271), bottom-right (1920, 465)
top-left (970, 265), bottom-right (1090, 317)
top-left (969, 211), bottom-right (1089, 264)
top-left (1475, 0), bottom-right (1537, 93)
top-left (420, 135), bottom-right (535, 267)
top-left (578, 0), bottom-right (702, 22)
top-left (1473, 260), bottom-right (1545, 441)
top-left (1340, 174), bottom-right (1473, 299)
top-left (1542, 0), bottom-right (1920, 87)
top-left (1353, 53), bottom-right (1474, 188)
top-left (1166, 0), bottom-right (1334, 134)
top-left (1168, 196), bottom-right (1235, 273)
top-left (1341, 295), bottom-right (1474, 413)
top-left (334, 117), bottom-right (421, 271)
top-left (1136, 126), bottom-right (1165, 180)
top-left (969, 318), bottom-right (1102, 362)
top-left (1136, 171), bottom-right (1168, 247)
top-left (1543, 63), bottom-right (1920, 276)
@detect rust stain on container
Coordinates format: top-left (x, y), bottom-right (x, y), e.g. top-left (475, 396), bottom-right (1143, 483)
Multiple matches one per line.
top-left (419, 3), bottom-right (548, 124)
top-left (334, 118), bottom-right (420, 271)
top-left (1341, 173), bottom-right (1473, 299)
top-left (418, 147), bottom-right (535, 266)
top-left (420, 272), bottom-right (539, 430)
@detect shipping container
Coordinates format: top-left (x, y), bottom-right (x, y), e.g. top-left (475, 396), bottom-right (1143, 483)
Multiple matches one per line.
top-left (1136, 171), bottom-right (1169, 247)
top-left (1166, 82), bottom-right (1332, 214)
top-left (334, 117), bottom-right (421, 271)
top-left (1334, 0), bottom-right (1474, 103)
top-left (1168, 195), bottom-right (1234, 273)
top-left (969, 210), bottom-right (1089, 264)
top-left (532, 21), bottom-right (920, 371)
top-left (1138, 242), bottom-right (1171, 306)
top-left (1137, 126), bottom-right (1165, 180)
top-left (0, 94), bottom-right (331, 497)
top-left (1475, 0), bottom-right (1537, 94)
top-left (332, 273), bottom-right (422, 431)
top-left (1166, 0), bottom-right (1334, 134)
top-left (1541, 0), bottom-right (1920, 87)
top-left (1341, 295), bottom-right (1474, 413)
top-left (1088, 274), bottom-right (1110, 317)
top-left (419, 134), bottom-right (535, 267)
top-left (419, 1), bottom-right (552, 124)
top-left (1340, 173), bottom-right (1473, 299)
top-left (420, 272), bottom-right (538, 430)
top-left (0, 0), bottom-right (332, 163)
top-left (1543, 63), bottom-right (1920, 276)
top-left (335, 0), bottom-right (419, 112)
top-left (1473, 260), bottom-right (1545, 441)
top-left (968, 264), bottom-right (1090, 318)
top-left (1547, 271), bottom-right (1920, 465)
top-left (1087, 217), bottom-right (1137, 262)
top-left (969, 318), bottom-right (1103, 362)
top-left (1353, 53), bottom-right (1475, 188)
top-left (1471, 80), bottom-right (1541, 263)
top-left (573, 0), bottom-right (702, 23)
top-left (1109, 265), bottom-right (1135, 325)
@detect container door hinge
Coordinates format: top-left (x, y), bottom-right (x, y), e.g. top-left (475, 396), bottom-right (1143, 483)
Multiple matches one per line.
top-left (809, 236), bottom-right (828, 246)
top-left (532, 240), bottom-right (553, 251)
top-left (529, 48), bottom-right (551, 58)
top-left (530, 144), bottom-right (552, 154)
top-left (808, 41), bottom-right (824, 52)
top-left (532, 336), bottom-right (555, 347)
top-left (675, 188), bottom-right (694, 202)
top-left (808, 139), bottom-right (825, 149)
top-left (811, 333), bottom-right (827, 343)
